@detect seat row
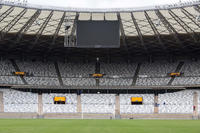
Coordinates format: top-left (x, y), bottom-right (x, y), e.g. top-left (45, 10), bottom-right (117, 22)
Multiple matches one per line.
top-left (0, 89), bottom-right (198, 114)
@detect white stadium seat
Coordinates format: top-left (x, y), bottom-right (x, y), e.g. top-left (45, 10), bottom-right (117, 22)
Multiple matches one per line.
top-left (136, 77), bottom-right (170, 86)
top-left (62, 78), bottom-right (96, 86)
top-left (43, 93), bottom-right (77, 113)
top-left (158, 90), bottom-right (193, 114)
top-left (100, 78), bottom-right (133, 86)
top-left (120, 94), bottom-right (154, 114)
top-left (3, 89), bottom-right (38, 112)
top-left (17, 60), bottom-right (57, 77)
top-left (0, 59), bottom-right (200, 86)
top-left (25, 77), bottom-right (59, 86)
top-left (58, 62), bottom-right (94, 77)
top-left (101, 62), bottom-right (137, 77)
top-left (81, 94), bottom-right (115, 114)
top-left (0, 89), bottom-right (198, 115)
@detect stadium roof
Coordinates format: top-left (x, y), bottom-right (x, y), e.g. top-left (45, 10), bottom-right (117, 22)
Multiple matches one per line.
top-left (1, 1), bottom-right (200, 57)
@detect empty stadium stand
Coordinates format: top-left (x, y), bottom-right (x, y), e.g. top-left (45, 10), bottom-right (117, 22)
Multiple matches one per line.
top-left (139, 61), bottom-right (178, 77)
top-left (0, 59), bottom-right (200, 86)
top-left (58, 62), bottom-right (94, 78)
top-left (16, 60), bottom-right (57, 77)
top-left (62, 78), bottom-right (96, 86)
top-left (0, 60), bottom-right (15, 76)
top-left (81, 94), bottom-right (115, 114)
top-left (99, 78), bottom-right (133, 86)
top-left (0, 76), bottom-right (23, 85)
top-left (101, 62), bottom-right (137, 77)
top-left (0, 89), bottom-right (198, 119)
top-left (180, 60), bottom-right (200, 76)
top-left (136, 77), bottom-right (170, 86)
top-left (43, 93), bottom-right (77, 113)
top-left (3, 89), bottom-right (38, 112)
top-left (1, 59), bottom-right (200, 86)
top-left (158, 90), bottom-right (193, 114)
top-left (0, 0), bottom-right (200, 120)
top-left (24, 77), bottom-right (59, 86)
top-left (120, 94), bottom-right (154, 114)
top-left (172, 77), bottom-right (200, 85)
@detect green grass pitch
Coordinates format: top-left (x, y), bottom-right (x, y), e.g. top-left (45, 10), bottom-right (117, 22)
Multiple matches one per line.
top-left (0, 119), bottom-right (200, 133)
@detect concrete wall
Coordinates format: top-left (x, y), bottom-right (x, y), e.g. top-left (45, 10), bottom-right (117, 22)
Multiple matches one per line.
top-left (154, 94), bottom-right (158, 114)
top-left (77, 95), bottom-right (82, 113)
top-left (0, 91), bottom-right (3, 113)
top-left (193, 91), bottom-right (198, 117)
top-left (38, 93), bottom-right (43, 115)
top-left (115, 95), bottom-right (120, 116)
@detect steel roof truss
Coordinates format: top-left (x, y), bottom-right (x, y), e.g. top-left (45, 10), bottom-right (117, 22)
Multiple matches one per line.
top-left (131, 12), bottom-right (148, 51)
top-left (144, 11), bottom-right (167, 50)
top-left (16, 10), bottom-right (41, 42)
top-left (0, 8), bottom-right (27, 40)
top-left (30, 11), bottom-right (53, 49)
top-left (168, 9), bottom-right (198, 43)
top-left (0, 6), bottom-right (14, 23)
top-left (51, 12), bottom-right (66, 45)
top-left (155, 10), bottom-right (182, 47)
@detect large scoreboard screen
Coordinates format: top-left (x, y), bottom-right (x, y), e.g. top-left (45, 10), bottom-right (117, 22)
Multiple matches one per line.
top-left (76, 20), bottom-right (120, 48)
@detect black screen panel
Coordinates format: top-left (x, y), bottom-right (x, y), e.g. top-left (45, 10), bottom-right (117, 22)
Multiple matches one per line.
top-left (76, 20), bottom-right (120, 48)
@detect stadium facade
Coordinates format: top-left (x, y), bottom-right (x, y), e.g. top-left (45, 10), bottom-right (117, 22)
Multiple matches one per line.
top-left (0, 1), bottom-right (199, 119)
